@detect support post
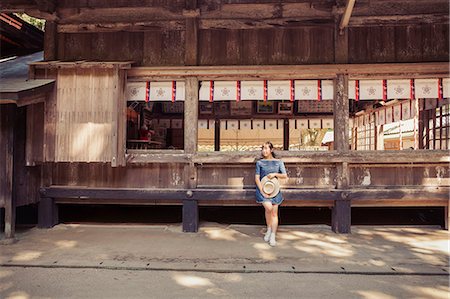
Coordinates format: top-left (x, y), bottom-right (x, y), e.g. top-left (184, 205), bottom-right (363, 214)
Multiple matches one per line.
top-left (183, 199), bottom-right (198, 233)
top-left (38, 197), bottom-right (58, 228)
top-left (183, 77), bottom-right (199, 232)
top-left (332, 74), bottom-right (351, 233)
top-left (3, 105), bottom-right (17, 239)
top-left (445, 198), bottom-right (450, 231)
top-left (332, 197), bottom-right (351, 233)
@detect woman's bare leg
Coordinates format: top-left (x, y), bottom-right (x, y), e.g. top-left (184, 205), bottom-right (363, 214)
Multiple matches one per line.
top-left (271, 204), bottom-right (279, 234)
top-left (262, 201), bottom-right (273, 228)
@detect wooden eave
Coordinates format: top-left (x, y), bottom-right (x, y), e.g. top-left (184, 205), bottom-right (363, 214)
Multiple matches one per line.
top-left (2, 0), bottom-right (448, 29)
top-left (0, 78), bottom-right (54, 106)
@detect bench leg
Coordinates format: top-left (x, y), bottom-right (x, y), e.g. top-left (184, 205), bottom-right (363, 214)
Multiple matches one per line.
top-left (332, 199), bottom-right (351, 234)
top-left (38, 197), bottom-right (58, 228)
top-left (445, 203), bottom-right (449, 231)
top-left (183, 200), bottom-right (198, 233)
top-left (0, 208), bottom-right (4, 236)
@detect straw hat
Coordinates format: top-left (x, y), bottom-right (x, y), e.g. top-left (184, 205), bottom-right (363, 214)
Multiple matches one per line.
top-left (260, 176), bottom-right (280, 198)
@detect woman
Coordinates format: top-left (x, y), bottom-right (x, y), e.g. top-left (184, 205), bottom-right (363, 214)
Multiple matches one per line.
top-left (255, 141), bottom-right (288, 246)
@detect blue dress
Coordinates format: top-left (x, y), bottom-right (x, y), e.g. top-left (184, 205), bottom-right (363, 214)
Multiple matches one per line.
top-left (255, 159), bottom-right (287, 205)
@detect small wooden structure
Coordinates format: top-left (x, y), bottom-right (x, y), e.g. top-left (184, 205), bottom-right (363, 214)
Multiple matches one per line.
top-left (1, 0), bottom-right (449, 236)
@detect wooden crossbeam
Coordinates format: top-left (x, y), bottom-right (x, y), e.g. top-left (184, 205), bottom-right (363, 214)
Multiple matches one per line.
top-left (339, 0), bottom-right (356, 33)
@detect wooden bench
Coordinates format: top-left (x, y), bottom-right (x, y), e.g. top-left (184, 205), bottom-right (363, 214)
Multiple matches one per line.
top-left (39, 186), bottom-right (449, 233)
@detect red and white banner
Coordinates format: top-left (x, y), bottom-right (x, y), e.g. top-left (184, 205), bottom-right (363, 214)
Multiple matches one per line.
top-left (213, 81), bottom-right (238, 101)
top-left (268, 80), bottom-right (291, 100)
top-left (240, 81), bottom-right (265, 101)
top-left (321, 80), bottom-right (334, 100)
top-left (387, 79), bottom-right (411, 99)
top-left (415, 79), bottom-right (439, 99)
top-left (443, 78), bottom-right (450, 99)
top-left (295, 80), bottom-right (319, 100)
top-left (359, 80), bottom-right (384, 100)
top-left (127, 81), bottom-right (185, 102)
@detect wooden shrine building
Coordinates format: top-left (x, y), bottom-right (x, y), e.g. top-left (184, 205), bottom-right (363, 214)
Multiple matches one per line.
top-left (0, 0), bottom-right (449, 237)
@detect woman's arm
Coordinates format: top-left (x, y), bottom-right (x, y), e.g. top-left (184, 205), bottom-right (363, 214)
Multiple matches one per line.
top-left (255, 174), bottom-right (269, 198)
top-left (267, 173), bottom-right (288, 179)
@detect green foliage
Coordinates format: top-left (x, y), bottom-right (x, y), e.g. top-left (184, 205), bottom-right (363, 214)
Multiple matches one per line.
top-left (14, 13), bottom-right (45, 31)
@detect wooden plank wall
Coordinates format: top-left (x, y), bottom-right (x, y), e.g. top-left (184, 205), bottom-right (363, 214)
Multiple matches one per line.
top-left (42, 162), bottom-right (449, 190)
top-left (198, 28), bottom-right (335, 65)
top-left (49, 163), bottom-right (186, 188)
top-left (0, 105), bottom-right (41, 208)
top-left (349, 24), bottom-right (449, 63)
top-left (58, 31), bottom-right (185, 66)
top-left (54, 24), bottom-right (448, 65)
top-left (25, 103), bottom-right (45, 165)
top-left (55, 68), bottom-right (115, 162)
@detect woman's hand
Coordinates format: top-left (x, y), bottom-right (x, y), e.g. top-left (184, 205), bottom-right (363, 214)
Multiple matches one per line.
top-left (267, 173), bottom-right (277, 179)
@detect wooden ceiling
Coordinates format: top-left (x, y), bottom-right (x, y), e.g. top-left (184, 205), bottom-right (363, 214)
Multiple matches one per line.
top-left (0, 0), bottom-right (448, 30)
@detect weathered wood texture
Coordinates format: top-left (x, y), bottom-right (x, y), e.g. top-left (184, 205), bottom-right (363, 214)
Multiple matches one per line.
top-left (57, 31), bottom-right (185, 66)
top-left (350, 165), bottom-right (450, 187)
top-left (26, 103), bottom-right (44, 165)
top-left (199, 28), bottom-right (335, 65)
top-left (51, 25), bottom-right (448, 66)
top-left (197, 164), bottom-right (337, 188)
top-left (47, 163), bottom-right (187, 188)
top-left (35, 64), bottom-right (127, 164)
top-left (0, 105), bottom-right (41, 209)
top-left (349, 24), bottom-right (449, 63)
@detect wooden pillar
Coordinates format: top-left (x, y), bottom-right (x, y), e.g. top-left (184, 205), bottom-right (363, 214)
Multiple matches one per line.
top-left (183, 77), bottom-right (199, 232)
top-left (38, 197), bottom-right (58, 228)
top-left (332, 74), bottom-right (351, 233)
top-left (2, 105), bottom-right (17, 239)
top-left (283, 119), bottom-right (289, 150)
top-left (333, 74), bottom-right (349, 151)
top-left (334, 22), bottom-right (349, 63)
top-left (214, 119), bottom-right (220, 151)
top-left (184, 0), bottom-right (199, 66)
top-left (44, 21), bottom-right (58, 61)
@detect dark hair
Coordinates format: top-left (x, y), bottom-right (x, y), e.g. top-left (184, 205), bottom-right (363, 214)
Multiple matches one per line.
top-left (261, 141), bottom-right (277, 158)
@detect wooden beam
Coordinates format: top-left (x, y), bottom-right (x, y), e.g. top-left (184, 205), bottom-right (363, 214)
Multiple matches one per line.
top-left (57, 21), bottom-right (185, 33)
top-left (189, 151), bottom-right (450, 164)
top-left (334, 20), bottom-right (348, 63)
top-left (41, 186), bottom-right (449, 205)
top-left (185, 17), bottom-right (198, 65)
top-left (339, 0), bottom-right (355, 33)
top-left (349, 14), bottom-right (449, 26)
top-left (126, 62), bottom-right (449, 80)
top-left (44, 21), bottom-right (57, 60)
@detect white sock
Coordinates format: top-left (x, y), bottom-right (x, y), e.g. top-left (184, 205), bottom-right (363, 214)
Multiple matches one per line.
top-left (269, 232), bottom-right (276, 246)
top-left (264, 227), bottom-right (272, 242)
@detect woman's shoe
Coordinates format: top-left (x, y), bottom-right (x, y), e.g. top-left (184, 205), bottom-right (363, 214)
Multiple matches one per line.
top-left (269, 234), bottom-right (276, 247)
top-left (263, 228), bottom-right (272, 242)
